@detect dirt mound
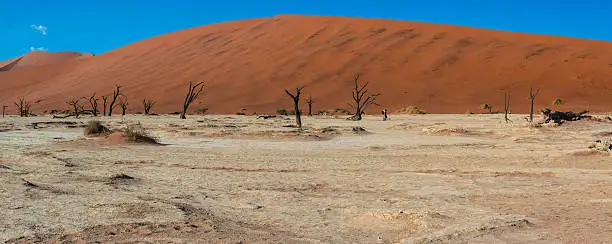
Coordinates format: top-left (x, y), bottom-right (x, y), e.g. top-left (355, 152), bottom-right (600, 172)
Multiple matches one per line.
top-left (102, 131), bottom-right (161, 145)
top-left (2, 15), bottom-right (612, 114)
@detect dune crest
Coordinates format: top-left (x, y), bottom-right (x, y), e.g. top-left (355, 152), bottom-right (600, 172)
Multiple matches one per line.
top-left (0, 51), bottom-right (92, 72)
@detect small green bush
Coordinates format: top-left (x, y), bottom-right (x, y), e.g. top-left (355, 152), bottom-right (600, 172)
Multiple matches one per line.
top-left (334, 108), bottom-right (350, 115)
top-left (276, 109), bottom-right (288, 116)
top-left (480, 104), bottom-right (492, 113)
top-left (287, 109), bottom-right (302, 115)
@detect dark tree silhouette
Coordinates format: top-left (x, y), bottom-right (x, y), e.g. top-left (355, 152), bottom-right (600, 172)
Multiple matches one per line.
top-left (305, 95), bottom-right (313, 116)
top-left (66, 97), bottom-right (84, 118)
top-left (85, 93), bottom-right (100, 116)
top-left (347, 74), bottom-right (380, 121)
top-left (180, 81), bottom-right (205, 119)
top-left (118, 95), bottom-right (128, 116)
top-left (101, 95), bottom-right (109, 116)
top-left (14, 97), bottom-right (32, 117)
top-left (142, 98), bottom-right (155, 115)
top-left (2, 105), bottom-right (7, 118)
top-left (285, 87), bottom-right (305, 130)
top-left (107, 85), bottom-right (121, 116)
top-left (529, 87), bottom-right (541, 122)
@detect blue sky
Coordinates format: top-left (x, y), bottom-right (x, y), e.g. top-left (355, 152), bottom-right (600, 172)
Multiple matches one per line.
top-left (1, 0), bottom-right (611, 60)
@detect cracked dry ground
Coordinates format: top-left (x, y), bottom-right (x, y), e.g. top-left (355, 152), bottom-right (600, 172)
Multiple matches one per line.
top-left (0, 114), bottom-right (611, 243)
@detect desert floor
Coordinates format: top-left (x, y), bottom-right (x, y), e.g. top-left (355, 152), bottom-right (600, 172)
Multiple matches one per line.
top-left (0, 114), bottom-right (611, 243)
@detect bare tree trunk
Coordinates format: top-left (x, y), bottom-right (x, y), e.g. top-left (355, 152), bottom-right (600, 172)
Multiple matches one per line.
top-left (142, 98), bottom-right (155, 115)
top-left (101, 96), bottom-right (108, 116)
top-left (347, 74), bottom-right (380, 121)
top-left (86, 93), bottom-right (99, 116)
top-left (108, 86), bottom-right (121, 116)
top-left (285, 87), bottom-right (304, 130)
top-left (504, 91), bottom-right (511, 123)
top-left (2, 105), bottom-right (6, 118)
top-left (306, 96), bottom-right (313, 116)
top-left (14, 97), bottom-right (31, 117)
top-left (529, 87), bottom-right (540, 122)
top-left (181, 81), bottom-right (206, 119)
top-left (66, 98), bottom-right (83, 118)
top-left (118, 95), bottom-right (128, 116)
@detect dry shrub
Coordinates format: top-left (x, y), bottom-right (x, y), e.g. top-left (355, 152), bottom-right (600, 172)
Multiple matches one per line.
top-left (124, 122), bottom-right (159, 144)
top-left (400, 106), bottom-right (427, 114)
top-left (84, 120), bottom-right (111, 136)
top-left (352, 127), bottom-right (369, 134)
top-left (590, 138), bottom-right (612, 152)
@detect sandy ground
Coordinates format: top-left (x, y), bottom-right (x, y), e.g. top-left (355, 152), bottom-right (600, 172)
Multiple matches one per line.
top-left (0, 113), bottom-right (611, 243)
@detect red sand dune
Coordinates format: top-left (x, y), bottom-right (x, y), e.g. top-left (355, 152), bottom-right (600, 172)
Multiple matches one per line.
top-left (0, 51), bottom-right (91, 72)
top-left (1, 15), bottom-right (612, 115)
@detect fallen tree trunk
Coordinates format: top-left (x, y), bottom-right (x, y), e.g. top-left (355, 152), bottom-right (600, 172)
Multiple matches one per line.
top-left (52, 114), bottom-right (76, 119)
top-left (544, 110), bottom-right (589, 124)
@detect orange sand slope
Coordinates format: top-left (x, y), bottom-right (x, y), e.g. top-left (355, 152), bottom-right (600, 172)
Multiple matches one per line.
top-left (1, 15), bottom-right (611, 115)
top-left (0, 51), bottom-right (91, 72)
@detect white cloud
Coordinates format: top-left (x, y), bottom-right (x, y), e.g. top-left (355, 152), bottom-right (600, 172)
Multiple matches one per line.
top-left (30, 46), bottom-right (48, 52)
top-left (30, 24), bottom-right (48, 35)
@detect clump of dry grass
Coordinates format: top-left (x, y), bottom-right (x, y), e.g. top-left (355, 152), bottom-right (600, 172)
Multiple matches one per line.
top-left (84, 120), bottom-right (111, 136)
top-left (400, 106), bottom-right (427, 114)
top-left (124, 122), bottom-right (159, 144)
top-left (421, 127), bottom-right (471, 136)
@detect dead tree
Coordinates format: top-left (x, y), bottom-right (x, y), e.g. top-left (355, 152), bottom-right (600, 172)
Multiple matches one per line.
top-left (2, 105), bottom-right (7, 118)
top-left (181, 81), bottom-right (205, 119)
top-left (347, 74), bottom-right (380, 121)
top-left (66, 97), bottom-right (84, 118)
top-left (14, 97), bottom-right (32, 117)
top-left (142, 98), bottom-right (155, 115)
top-left (285, 87), bottom-right (304, 130)
top-left (107, 85), bottom-right (121, 116)
top-left (118, 96), bottom-right (128, 116)
top-left (101, 95), bottom-right (109, 116)
top-left (529, 87), bottom-right (541, 122)
top-left (305, 96), bottom-right (313, 116)
top-left (84, 93), bottom-right (100, 116)
top-left (503, 91), bottom-right (511, 123)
